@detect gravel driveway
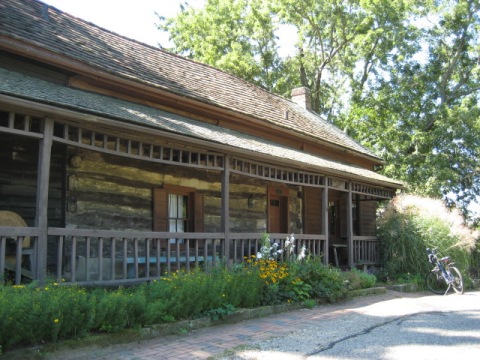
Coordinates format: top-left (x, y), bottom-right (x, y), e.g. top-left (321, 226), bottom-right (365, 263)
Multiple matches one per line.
top-left (218, 291), bottom-right (480, 360)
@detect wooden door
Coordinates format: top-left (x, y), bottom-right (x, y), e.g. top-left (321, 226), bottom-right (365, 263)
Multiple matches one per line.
top-left (268, 194), bottom-right (288, 233)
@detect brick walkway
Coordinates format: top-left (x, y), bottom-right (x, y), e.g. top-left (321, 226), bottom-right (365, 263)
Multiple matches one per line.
top-left (28, 290), bottom-right (425, 360)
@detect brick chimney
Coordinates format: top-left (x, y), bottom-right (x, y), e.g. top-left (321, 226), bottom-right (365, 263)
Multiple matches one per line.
top-left (291, 87), bottom-right (311, 110)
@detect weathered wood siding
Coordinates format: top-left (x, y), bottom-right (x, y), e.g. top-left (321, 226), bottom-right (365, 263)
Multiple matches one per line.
top-left (65, 147), bottom-right (303, 234)
top-left (0, 132), bottom-right (65, 269)
top-left (357, 197), bottom-right (376, 236)
top-left (0, 133), bottom-right (64, 227)
top-left (303, 187), bottom-right (322, 234)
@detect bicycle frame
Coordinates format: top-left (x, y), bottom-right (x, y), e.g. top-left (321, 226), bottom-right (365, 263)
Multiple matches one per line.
top-left (426, 248), bottom-right (458, 295)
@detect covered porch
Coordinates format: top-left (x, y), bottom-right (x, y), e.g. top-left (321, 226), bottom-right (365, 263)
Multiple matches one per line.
top-left (0, 98), bottom-right (395, 286)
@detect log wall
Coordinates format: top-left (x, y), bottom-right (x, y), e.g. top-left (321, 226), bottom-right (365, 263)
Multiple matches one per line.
top-left (65, 147), bottom-right (303, 234)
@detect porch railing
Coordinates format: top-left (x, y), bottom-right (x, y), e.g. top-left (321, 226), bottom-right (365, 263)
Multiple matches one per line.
top-left (0, 227), bottom-right (39, 284)
top-left (1, 227), bottom-right (383, 285)
top-left (353, 236), bottom-right (380, 268)
top-left (1, 227), bottom-right (326, 285)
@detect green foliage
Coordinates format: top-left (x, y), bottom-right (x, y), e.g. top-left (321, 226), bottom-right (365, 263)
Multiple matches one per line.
top-left (157, 0), bottom-right (286, 93)
top-left (378, 194), bottom-right (478, 281)
top-left (0, 266), bottom-right (264, 351)
top-left (142, 265), bottom-right (263, 322)
top-left (0, 282), bottom-right (93, 349)
top-left (342, 268), bottom-right (377, 290)
top-left (0, 253), bottom-right (379, 351)
top-left (283, 277), bottom-right (312, 302)
top-left (159, 0), bottom-right (480, 219)
top-left (205, 303), bottom-right (236, 321)
top-left (289, 258), bottom-right (347, 302)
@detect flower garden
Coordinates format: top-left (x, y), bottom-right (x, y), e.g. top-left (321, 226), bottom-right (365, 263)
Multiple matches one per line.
top-left (0, 234), bottom-right (377, 352)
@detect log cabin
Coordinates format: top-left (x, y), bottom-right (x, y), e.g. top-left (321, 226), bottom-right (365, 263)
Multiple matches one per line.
top-left (0, 0), bottom-right (403, 285)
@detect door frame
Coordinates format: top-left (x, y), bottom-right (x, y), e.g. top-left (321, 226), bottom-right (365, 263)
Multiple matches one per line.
top-left (267, 185), bottom-right (289, 233)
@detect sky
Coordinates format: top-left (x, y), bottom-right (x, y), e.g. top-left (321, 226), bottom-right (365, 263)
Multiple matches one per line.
top-left (41, 0), bottom-right (296, 56)
top-left (41, 0), bottom-right (207, 48)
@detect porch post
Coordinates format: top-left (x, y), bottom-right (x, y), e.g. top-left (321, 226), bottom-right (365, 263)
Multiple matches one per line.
top-left (322, 180), bottom-right (329, 265)
top-left (221, 154), bottom-right (230, 264)
top-left (346, 181), bottom-right (354, 268)
top-left (35, 117), bottom-right (54, 283)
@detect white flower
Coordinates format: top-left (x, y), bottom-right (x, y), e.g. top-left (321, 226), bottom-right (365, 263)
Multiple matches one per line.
top-left (297, 245), bottom-right (307, 261)
top-left (256, 252), bottom-right (263, 259)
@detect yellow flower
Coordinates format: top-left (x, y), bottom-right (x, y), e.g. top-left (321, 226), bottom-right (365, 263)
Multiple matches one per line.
top-left (54, 319), bottom-right (59, 323)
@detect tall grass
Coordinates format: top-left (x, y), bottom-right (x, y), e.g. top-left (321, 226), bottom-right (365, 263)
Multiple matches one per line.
top-left (377, 194), bottom-right (478, 281)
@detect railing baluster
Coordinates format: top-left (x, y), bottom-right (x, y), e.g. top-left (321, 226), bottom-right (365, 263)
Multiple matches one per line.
top-left (166, 239), bottom-right (171, 273)
top-left (155, 238), bottom-right (161, 277)
top-left (185, 238), bottom-right (190, 272)
top-left (85, 237), bottom-right (91, 281)
top-left (0, 236), bottom-right (5, 284)
top-left (203, 239), bottom-right (208, 270)
top-left (145, 238), bottom-right (150, 278)
top-left (15, 237), bottom-right (23, 285)
top-left (212, 239), bottom-right (217, 266)
top-left (71, 236), bottom-right (77, 282)
top-left (98, 237), bottom-right (104, 281)
top-left (194, 238), bottom-right (199, 267)
top-left (134, 238), bottom-right (139, 279)
top-left (176, 239), bottom-right (181, 271)
top-left (122, 238), bottom-right (128, 279)
top-left (239, 239), bottom-right (245, 262)
top-left (110, 238), bottom-right (116, 280)
top-left (56, 235), bottom-right (64, 282)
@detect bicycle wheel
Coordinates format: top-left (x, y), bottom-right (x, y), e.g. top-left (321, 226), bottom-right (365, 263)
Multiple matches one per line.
top-left (448, 266), bottom-right (464, 294)
top-left (425, 270), bottom-right (448, 294)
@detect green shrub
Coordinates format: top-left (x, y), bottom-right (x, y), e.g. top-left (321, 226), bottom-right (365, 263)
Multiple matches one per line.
top-left (0, 282), bottom-right (93, 349)
top-left (289, 258), bottom-right (347, 302)
top-left (343, 268), bottom-right (377, 290)
top-left (0, 248), bottom-right (366, 352)
top-left (378, 194), bottom-right (478, 281)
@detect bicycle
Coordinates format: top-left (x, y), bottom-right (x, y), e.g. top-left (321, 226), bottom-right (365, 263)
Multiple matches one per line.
top-left (425, 248), bottom-right (464, 295)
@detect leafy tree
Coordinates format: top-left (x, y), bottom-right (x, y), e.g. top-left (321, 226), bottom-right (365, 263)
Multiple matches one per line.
top-left (157, 0), bottom-right (480, 219)
top-left (341, 0), bottom-right (480, 214)
top-left (157, 0), bottom-right (287, 93)
top-left (272, 0), bottom-right (415, 118)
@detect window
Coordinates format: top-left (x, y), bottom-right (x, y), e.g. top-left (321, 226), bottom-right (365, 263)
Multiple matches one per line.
top-left (168, 193), bottom-right (190, 232)
top-left (153, 185), bottom-right (204, 233)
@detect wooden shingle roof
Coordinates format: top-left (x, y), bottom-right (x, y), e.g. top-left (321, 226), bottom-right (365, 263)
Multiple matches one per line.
top-left (0, 0), bottom-right (381, 161)
top-left (0, 68), bottom-right (403, 188)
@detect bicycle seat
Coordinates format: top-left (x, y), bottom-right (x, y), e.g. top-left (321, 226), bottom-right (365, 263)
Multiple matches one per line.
top-left (440, 256), bottom-right (451, 262)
